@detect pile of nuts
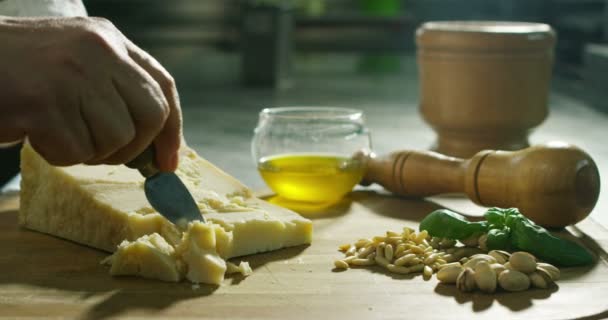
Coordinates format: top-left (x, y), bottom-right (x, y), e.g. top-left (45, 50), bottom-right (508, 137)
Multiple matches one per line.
top-left (438, 251), bottom-right (560, 293)
top-left (334, 227), bottom-right (560, 293)
top-left (334, 227), bottom-right (478, 280)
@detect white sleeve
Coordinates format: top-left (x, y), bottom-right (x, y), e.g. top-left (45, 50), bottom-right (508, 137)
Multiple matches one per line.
top-left (0, 0), bottom-right (87, 17)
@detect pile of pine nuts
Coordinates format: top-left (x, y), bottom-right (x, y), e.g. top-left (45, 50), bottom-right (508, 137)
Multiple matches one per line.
top-left (334, 228), bottom-right (560, 293)
top-left (334, 227), bottom-right (483, 280)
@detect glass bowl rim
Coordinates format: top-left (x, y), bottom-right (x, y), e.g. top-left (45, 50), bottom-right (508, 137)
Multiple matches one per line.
top-left (260, 106), bottom-right (364, 120)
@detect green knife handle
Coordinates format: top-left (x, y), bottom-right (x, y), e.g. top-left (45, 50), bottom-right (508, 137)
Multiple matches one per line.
top-left (125, 145), bottom-right (159, 178)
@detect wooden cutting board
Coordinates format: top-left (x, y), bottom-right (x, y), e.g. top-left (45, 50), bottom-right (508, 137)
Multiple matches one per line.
top-left (1, 192), bottom-right (607, 320)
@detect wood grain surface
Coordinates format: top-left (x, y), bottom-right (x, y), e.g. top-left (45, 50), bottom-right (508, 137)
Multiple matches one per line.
top-left (1, 192), bottom-right (607, 320)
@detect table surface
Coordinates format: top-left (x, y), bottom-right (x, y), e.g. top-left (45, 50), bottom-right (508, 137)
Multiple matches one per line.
top-left (1, 191), bottom-right (608, 319)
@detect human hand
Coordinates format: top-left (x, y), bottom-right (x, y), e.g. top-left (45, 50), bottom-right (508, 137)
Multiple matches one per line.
top-left (0, 16), bottom-right (182, 171)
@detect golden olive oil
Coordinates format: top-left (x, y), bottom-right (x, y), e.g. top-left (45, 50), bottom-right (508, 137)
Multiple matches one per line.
top-left (258, 154), bottom-right (365, 203)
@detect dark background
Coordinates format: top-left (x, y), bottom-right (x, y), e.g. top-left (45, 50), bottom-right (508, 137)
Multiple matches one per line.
top-left (82, 0), bottom-right (607, 71)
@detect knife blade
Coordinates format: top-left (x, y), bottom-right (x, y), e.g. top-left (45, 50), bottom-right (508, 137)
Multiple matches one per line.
top-left (126, 145), bottom-right (204, 226)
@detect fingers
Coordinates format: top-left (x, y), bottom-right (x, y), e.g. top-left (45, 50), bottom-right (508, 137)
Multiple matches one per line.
top-left (126, 40), bottom-right (182, 172)
top-left (28, 102), bottom-right (96, 166)
top-left (81, 86), bottom-right (136, 165)
top-left (108, 55), bottom-right (170, 166)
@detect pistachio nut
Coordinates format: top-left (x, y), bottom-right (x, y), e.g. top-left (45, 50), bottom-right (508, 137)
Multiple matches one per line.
top-left (474, 261), bottom-right (497, 293)
top-left (529, 268), bottom-right (554, 289)
top-left (536, 262), bottom-right (560, 281)
top-left (463, 255), bottom-right (497, 269)
top-left (456, 268), bottom-right (477, 292)
top-left (490, 263), bottom-right (507, 279)
top-left (437, 263), bottom-right (464, 284)
top-left (509, 252), bottom-right (537, 274)
top-left (498, 269), bottom-right (530, 292)
top-left (488, 250), bottom-right (511, 265)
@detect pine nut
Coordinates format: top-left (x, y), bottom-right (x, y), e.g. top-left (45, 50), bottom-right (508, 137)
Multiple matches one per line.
top-left (415, 230), bottom-right (429, 244)
top-left (407, 245), bottom-right (425, 255)
top-left (334, 260), bottom-right (349, 269)
top-left (394, 244), bottom-right (406, 257)
top-left (355, 239), bottom-right (371, 249)
top-left (409, 264), bottom-right (425, 273)
top-left (385, 244), bottom-right (394, 261)
top-left (424, 253), bottom-right (440, 265)
top-left (351, 257), bottom-right (375, 266)
top-left (345, 245), bottom-right (357, 256)
top-left (357, 245), bottom-right (375, 258)
top-left (376, 243), bottom-right (385, 259)
top-left (387, 264), bottom-right (411, 274)
top-left (375, 255), bottom-right (390, 268)
top-left (372, 236), bottom-right (386, 244)
top-left (338, 244), bottom-right (351, 252)
top-left (396, 249), bottom-right (412, 259)
top-left (387, 231), bottom-right (400, 237)
top-left (438, 262), bottom-right (462, 270)
top-left (423, 265), bottom-right (433, 280)
top-left (387, 236), bottom-right (403, 245)
top-left (343, 256), bottom-right (356, 263)
top-left (394, 254), bottom-right (417, 266)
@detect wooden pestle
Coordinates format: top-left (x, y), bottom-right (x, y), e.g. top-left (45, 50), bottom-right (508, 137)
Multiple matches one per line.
top-left (362, 142), bottom-right (600, 228)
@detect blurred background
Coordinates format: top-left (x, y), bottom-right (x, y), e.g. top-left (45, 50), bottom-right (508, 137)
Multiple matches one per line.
top-left (74, 0), bottom-right (608, 190)
top-left (1, 0), bottom-right (606, 225)
top-left (83, 0), bottom-right (608, 82)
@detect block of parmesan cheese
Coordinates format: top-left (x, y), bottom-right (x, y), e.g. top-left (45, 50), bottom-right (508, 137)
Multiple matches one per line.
top-left (20, 144), bottom-right (312, 284)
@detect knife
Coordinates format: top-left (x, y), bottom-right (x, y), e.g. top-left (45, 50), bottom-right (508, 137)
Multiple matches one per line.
top-left (126, 145), bottom-right (204, 226)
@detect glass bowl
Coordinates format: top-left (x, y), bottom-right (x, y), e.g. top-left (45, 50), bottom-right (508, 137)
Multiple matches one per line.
top-left (252, 107), bottom-right (372, 204)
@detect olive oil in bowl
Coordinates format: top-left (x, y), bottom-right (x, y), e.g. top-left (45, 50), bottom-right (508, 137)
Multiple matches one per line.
top-left (258, 154), bottom-right (365, 203)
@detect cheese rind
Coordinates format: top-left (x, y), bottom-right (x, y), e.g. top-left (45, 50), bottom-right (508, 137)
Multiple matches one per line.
top-left (19, 143), bottom-right (313, 284)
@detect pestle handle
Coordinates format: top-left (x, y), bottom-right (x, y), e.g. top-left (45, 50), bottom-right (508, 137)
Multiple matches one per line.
top-left (363, 142), bottom-right (601, 227)
top-left (362, 150), bottom-right (468, 197)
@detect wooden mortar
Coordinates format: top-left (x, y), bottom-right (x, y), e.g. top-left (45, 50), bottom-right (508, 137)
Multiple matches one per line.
top-left (416, 21), bottom-right (556, 158)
